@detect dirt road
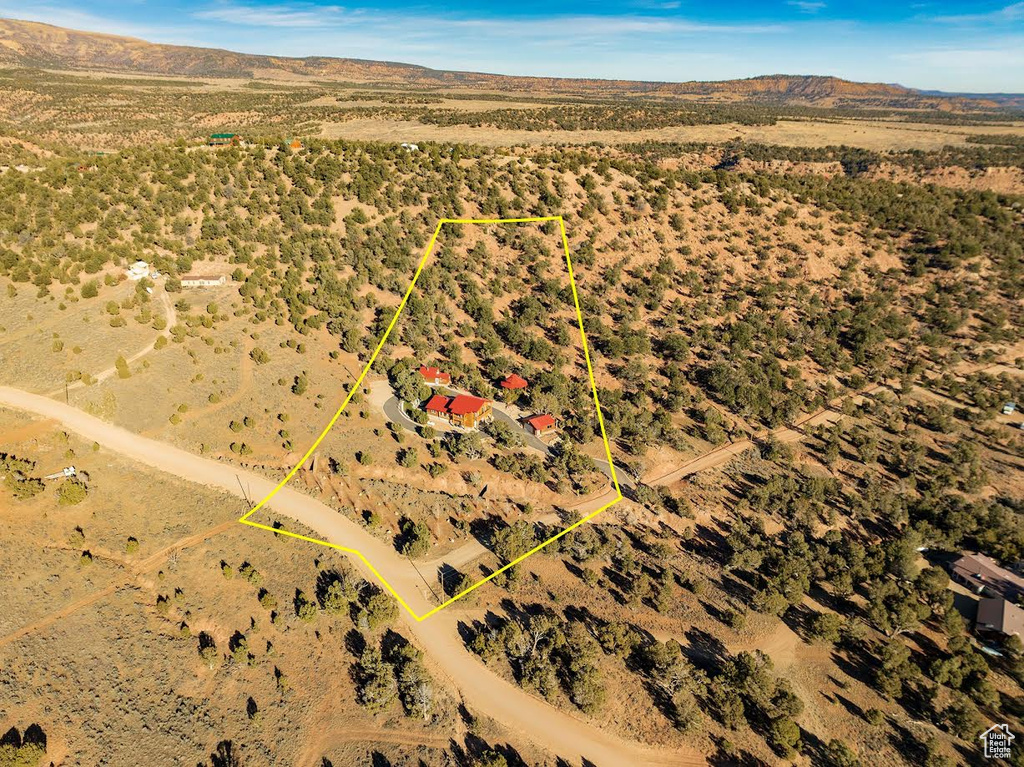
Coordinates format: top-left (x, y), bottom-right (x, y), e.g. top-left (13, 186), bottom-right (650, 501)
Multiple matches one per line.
top-left (647, 401), bottom-right (849, 487)
top-left (0, 386), bottom-right (697, 767)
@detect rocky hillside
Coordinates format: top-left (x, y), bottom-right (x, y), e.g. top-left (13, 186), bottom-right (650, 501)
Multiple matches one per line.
top-left (0, 17), bottom-right (990, 108)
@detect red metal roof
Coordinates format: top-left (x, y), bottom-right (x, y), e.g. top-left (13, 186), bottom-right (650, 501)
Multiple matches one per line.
top-left (424, 394), bottom-right (451, 412)
top-left (419, 366), bottom-right (451, 382)
top-left (500, 373), bottom-right (528, 389)
top-left (448, 395), bottom-right (489, 415)
top-left (526, 414), bottom-right (556, 430)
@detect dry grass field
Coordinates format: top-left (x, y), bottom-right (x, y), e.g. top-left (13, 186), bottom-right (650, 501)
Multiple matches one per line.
top-left (321, 116), bottom-right (1024, 151)
top-left (0, 280), bottom-right (157, 393)
top-left (0, 410), bottom-right (567, 767)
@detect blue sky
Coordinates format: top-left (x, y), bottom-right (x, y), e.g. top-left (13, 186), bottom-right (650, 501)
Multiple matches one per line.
top-left (4, 1), bottom-right (1023, 92)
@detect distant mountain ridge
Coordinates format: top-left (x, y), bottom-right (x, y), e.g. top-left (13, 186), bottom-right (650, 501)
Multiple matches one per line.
top-left (0, 17), bottom-right (1014, 108)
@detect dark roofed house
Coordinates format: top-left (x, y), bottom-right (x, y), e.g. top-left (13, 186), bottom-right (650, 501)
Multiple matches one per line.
top-left (500, 374), bottom-right (528, 390)
top-left (419, 366), bottom-right (452, 386)
top-left (976, 597), bottom-right (1024, 637)
top-left (951, 553), bottom-right (1024, 602)
top-left (209, 133), bottom-right (240, 147)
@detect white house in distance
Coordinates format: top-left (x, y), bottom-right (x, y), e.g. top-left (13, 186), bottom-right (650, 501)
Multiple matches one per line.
top-left (181, 273), bottom-right (226, 288)
top-left (43, 466), bottom-right (76, 480)
top-left (125, 260), bottom-right (150, 281)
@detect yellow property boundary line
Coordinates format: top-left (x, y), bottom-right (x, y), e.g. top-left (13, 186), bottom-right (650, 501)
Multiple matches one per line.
top-left (239, 216), bottom-right (623, 621)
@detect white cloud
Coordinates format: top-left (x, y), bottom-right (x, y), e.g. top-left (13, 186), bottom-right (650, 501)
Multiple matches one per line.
top-left (447, 15), bottom-right (787, 36)
top-left (931, 2), bottom-right (1024, 24)
top-left (893, 44), bottom-right (1024, 69)
top-left (193, 3), bottom-right (347, 28)
top-left (184, 3), bottom-right (787, 37)
top-left (0, 4), bottom-right (175, 38)
top-left (787, 1), bottom-right (826, 14)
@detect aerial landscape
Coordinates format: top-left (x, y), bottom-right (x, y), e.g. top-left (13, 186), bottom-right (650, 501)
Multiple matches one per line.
top-left (0, 2), bottom-right (1022, 766)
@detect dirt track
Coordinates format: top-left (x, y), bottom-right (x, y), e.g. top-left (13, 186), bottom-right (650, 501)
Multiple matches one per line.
top-left (46, 288), bottom-right (177, 397)
top-left (0, 385), bottom-right (699, 767)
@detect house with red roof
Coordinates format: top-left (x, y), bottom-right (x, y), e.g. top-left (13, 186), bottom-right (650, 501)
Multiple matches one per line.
top-left (425, 393), bottom-right (493, 429)
top-left (425, 394), bottom-right (451, 419)
top-left (419, 366), bottom-right (451, 386)
top-left (500, 373), bottom-right (528, 390)
top-left (524, 413), bottom-right (557, 437)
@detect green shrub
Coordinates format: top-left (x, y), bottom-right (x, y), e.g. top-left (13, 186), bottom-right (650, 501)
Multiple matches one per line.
top-left (57, 479), bottom-right (88, 506)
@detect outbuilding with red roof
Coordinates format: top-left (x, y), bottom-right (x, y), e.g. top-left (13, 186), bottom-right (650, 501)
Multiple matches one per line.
top-left (524, 413), bottom-right (557, 436)
top-left (500, 373), bottom-right (528, 390)
top-left (419, 366), bottom-right (451, 386)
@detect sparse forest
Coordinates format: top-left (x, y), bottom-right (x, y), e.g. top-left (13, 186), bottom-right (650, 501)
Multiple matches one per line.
top-left (0, 63), bottom-right (1022, 767)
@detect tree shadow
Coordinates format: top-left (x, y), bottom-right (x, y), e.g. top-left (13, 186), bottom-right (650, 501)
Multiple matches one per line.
top-left (716, 571), bottom-right (758, 604)
top-left (835, 693), bottom-right (866, 722)
top-left (562, 603), bottom-right (600, 632)
top-left (887, 720), bottom-right (929, 765)
top-left (228, 630), bottom-right (247, 653)
top-left (456, 619), bottom-right (478, 647)
top-left (598, 564), bottom-right (631, 605)
top-left (707, 734), bottom-right (767, 766)
top-left (829, 641), bottom-right (879, 691)
top-left (453, 733), bottom-right (528, 767)
top-left (685, 522), bottom-right (730, 566)
top-left (562, 559), bottom-right (587, 582)
top-left (438, 563), bottom-right (469, 598)
top-left (381, 628), bottom-right (411, 663)
top-left (344, 628), bottom-right (366, 657)
top-left (468, 512), bottom-right (505, 551)
top-left (204, 740), bottom-right (242, 767)
top-left (807, 583), bottom-right (853, 616)
top-left (700, 599), bottom-right (734, 626)
top-left (800, 727), bottom-right (829, 766)
top-left (198, 631), bottom-right (217, 653)
top-left (315, 568), bottom-right (344, 606)
top-left (685, 626), bottom-right (729, 670)
top-left (780, 602), bottom-right (817, 643)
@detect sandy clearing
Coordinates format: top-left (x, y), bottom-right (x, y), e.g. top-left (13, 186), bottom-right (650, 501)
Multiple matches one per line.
top-left (0, 386), bottom-right (699, 767)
